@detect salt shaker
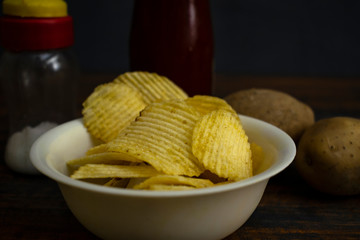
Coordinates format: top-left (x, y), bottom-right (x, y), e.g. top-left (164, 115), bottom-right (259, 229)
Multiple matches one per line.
top-left (0, 0), bottom-right (79, 174)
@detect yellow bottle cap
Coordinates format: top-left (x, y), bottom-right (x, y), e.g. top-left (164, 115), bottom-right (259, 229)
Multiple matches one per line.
top-left (3, 0), bottom-right (68, 17)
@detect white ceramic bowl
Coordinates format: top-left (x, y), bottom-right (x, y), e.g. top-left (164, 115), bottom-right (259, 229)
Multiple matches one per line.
top-left (30, 115), bottom-right (296, 240)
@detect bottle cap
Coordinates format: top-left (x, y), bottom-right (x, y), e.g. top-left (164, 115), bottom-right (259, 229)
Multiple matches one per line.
top-left (3, 0), bottom-right (67, 17)
top-left (0, 0), bottom-right (74, 51)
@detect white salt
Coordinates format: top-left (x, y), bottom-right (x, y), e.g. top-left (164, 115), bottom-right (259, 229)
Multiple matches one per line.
top-left (5, 122), bottom-right (58, 174)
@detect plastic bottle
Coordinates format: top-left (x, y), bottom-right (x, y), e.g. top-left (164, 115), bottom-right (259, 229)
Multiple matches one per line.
top-left (129, 0), bottom-right (214, 96)
top-left (0, 0), bottom-right (79, 174)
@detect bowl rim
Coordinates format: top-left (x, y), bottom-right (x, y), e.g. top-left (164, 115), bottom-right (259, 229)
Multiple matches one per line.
top-left (30, 115), bottom-right (296, 198)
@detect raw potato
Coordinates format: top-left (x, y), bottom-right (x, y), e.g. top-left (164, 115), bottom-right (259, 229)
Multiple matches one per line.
top-left (224, 88), bottom-right (315, 142)
top-left (295, 117), bottom-right (360, 195)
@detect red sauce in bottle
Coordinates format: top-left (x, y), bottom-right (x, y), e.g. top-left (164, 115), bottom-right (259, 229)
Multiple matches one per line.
top-left (129, 0), bottom-right (213, 96)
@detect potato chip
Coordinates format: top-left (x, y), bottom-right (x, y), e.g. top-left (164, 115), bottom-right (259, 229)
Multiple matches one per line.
top-left (114, 71), bottom-right (188, 105)
top-left (104, 178), bottom-right (130, 188)
top-left (107, 100), bottom-right (205, 177)
top-left (69, 71), bottom-right (259, 191)
top-left (82, 82), bottom-right (146, 142)
top-left (67, 151), bottom-right (142, 170)
top-left (133, 175), bottom-right (214, 190)
top-left (250, 142), bottom-right (264, 174)
top-left (85, 144), bottom-right (107, 155)
top-left (185, 95), bottom-right (236, 115)
top-left (70, 164), bottom-right (161, 179)
top-left (192, 109), bottom-right (253, 181)
top-left (126, 177), bottom-right (148, 189)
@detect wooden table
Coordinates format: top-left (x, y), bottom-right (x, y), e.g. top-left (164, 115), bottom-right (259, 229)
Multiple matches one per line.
top-left (1, 74), bottom-right (360, 239)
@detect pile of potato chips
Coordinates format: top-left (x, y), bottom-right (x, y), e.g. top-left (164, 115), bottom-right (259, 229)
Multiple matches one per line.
top-left (68, 71), bottom-right (264, 191)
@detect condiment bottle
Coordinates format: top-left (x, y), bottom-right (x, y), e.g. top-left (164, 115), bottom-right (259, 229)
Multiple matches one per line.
top-left (129, 0), bottom-right (214, 96)
top-left (0, 0), bottom-right (79, 174)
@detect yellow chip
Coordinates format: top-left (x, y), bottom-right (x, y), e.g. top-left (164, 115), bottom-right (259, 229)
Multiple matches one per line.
top-left (85, 144), bottom-right (107, 155)
top-left (104, 178), bottom-right (130, 188)
top-left (67, 151), bottom-right (142, 170)
top-left (192, 109), bottom-right (253, 181)
top-left (250, 142), bottom-right (264, 174)
top-left (250, 142), bottom-right (272, 175)
top-left (133, 175), bottom-right (214, 190)
top-left (126, 177), bottom-right (148, 189)
top-left (114, 71), bottom-right (188, 105)
top-left (82, 82), bottom-right (147, 142)
top-left (107, 100), bottom-right (205, 177)
top-left (185, 95), bottom-right (236, 115)
top-left (70, 164), bottom-right (161, 179)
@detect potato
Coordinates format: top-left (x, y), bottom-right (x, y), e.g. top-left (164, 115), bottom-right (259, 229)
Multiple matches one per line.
top-left (224, 88), bottom-right (315, 142)
top-left (295, 117), bottom-right (360, 195)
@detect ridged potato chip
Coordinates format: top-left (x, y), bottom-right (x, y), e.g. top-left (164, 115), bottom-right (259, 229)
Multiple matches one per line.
top-left (85, 144), bottom-right (107, 155)
top-left (114, 71), bottom-right (188, 104)
top-left (70, 164), bottom-right (161, 179)
top-left (185, 95), bottom-right (236, 115)
top-left (82, 82), bottom-right (146, 142)
top-left (133, 175), bottom-right (214, 190)
top-left (192, 109), bottom-right (253, 181)
top-left (69, 71), bottom-right (260, 191)
top-left (67, 151), bottom-right (142, 170)
top-left (107, 100), bottom-right (205, 177)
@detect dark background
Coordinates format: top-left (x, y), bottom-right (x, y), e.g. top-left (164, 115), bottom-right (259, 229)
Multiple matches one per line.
top-left (65, 0), bottom-right (360, 77)
top-left (1, 0), bottom-right (360, 77)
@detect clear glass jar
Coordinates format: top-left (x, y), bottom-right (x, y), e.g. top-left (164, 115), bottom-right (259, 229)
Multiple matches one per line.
top-left (0, 0), bottom-right (78, 174)
top-left (1, 48), bottom-right (79, 174)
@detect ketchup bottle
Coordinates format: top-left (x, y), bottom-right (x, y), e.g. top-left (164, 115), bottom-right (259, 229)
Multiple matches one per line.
top-left (129, 0), bottom-right (214, 96)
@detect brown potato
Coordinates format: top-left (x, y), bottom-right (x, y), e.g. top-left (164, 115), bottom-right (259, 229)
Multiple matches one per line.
top-left (224, 88), bottom-right (315, 142)
top-left (295, 117), bottom-right (360, 195)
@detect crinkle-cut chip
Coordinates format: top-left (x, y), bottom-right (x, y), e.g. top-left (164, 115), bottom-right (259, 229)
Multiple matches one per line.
top-left (107, 100), bottom-right (205, 177)
top-left (192, 109), bottom-right (253, 181)
top-left (114, 71), bottom-right (188, 105)
top-left (86, 144), bottom-right (107, 155)
top-left (67, 151), bottom-right (143, 170)
top-left (82, 82), bottom-right (146, 142)
top-left (250, 142), bottom-right (265, 175)
top-left (70, 164), bottom-right (161, 179)
top-left (104, 178), bottom-right (130, 188)
top-left (133, 175), bottom-right (214, 190)
top-left (185, 95), bottom-right (237, 116)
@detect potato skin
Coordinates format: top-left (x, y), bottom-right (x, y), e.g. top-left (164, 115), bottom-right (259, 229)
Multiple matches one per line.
top-left (224, 88), bottom-right (314, 142)
top-left (295, 117), bottom-right (360, 195)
